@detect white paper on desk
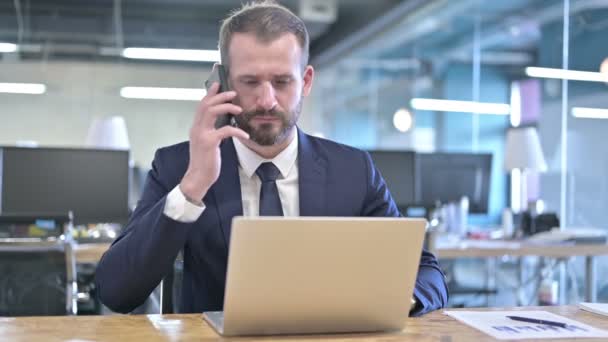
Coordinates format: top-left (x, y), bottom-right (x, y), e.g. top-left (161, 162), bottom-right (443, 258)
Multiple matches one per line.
top-left (444, 310), bottom-right (608, 340)
top-left (579, 302), bottom-right (608, 317)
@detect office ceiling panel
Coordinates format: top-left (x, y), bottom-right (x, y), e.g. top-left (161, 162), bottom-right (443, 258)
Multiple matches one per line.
top-left (0, 0), bottom-right (402, 63)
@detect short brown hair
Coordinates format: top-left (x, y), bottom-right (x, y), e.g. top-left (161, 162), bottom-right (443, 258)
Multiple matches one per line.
top-left (218, 0), bottom-right (309, 71)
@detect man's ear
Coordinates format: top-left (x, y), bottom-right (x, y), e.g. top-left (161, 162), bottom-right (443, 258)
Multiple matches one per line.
top-left (302, 65), bottom-right (314, 97)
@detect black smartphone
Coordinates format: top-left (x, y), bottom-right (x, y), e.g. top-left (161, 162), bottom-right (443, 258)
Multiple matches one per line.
top-left (204, 64), bottom-right (237, 128)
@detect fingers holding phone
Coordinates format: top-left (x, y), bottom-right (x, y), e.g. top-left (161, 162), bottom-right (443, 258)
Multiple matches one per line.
top-left (194, 82), bottom-right (241, 129)
top-left (205, 64), bottom-right (240, 129)
top-left (179, 66), bottom-right (249, 202)
top-left (195, 87), bottom-right (248, 142)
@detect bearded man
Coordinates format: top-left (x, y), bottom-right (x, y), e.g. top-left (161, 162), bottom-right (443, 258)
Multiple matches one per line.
top-left (95, 1), bottom-right (448, 316)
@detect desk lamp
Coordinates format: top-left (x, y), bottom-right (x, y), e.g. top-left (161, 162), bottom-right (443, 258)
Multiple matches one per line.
top-left (86, 116), bottom-right (130, 151)
top-left (504, 126), bottom-right (547, 213)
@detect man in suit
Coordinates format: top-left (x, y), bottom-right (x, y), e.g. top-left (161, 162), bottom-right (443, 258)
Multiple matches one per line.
top-left (95, 0), bottom-right (448, 316)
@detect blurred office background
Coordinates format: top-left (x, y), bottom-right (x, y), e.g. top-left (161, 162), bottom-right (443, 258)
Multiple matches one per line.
top-left (1, 0), bottom-right (607, 314)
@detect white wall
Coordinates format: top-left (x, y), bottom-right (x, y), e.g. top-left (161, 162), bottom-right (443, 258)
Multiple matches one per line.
top-left (0, 60), bottom-right (317, 167)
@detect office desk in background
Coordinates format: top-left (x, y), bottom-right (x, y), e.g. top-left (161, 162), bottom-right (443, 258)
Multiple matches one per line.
top-left (2, 306), bottom-right (607, 341)
top-left (74, 242), bottom-right (111, 264)
top-left (75, 241), bottom-right (608, 302)
top-left (435, 240), bottom-right (608, 303)
top-left (74, 240), bottom-right (608, 305)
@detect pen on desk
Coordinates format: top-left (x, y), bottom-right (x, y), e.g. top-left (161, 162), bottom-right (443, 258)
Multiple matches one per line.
top-left (506, 315), bottom-right (568, 328)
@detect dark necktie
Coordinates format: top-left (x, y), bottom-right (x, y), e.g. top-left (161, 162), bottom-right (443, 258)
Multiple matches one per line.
top-left (256, 162), bottom-right (284, 216)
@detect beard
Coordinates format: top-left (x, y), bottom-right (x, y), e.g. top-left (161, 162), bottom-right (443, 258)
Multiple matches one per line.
top-left (235, 99), bottom-right (302, 146)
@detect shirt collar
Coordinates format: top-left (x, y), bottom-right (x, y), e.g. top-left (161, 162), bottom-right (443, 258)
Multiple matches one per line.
top-left (232, 131), bottom-right (298, 179)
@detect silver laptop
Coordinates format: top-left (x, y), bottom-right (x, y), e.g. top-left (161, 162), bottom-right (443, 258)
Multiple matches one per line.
top-left (202, 216), bottom-right (426, 336)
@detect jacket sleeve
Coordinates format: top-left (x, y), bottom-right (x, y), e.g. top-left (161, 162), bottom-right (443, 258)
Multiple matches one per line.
top-left (95, 149), bottom-right (196, 313)
top-left (360, 151), bottom-right (449, 316)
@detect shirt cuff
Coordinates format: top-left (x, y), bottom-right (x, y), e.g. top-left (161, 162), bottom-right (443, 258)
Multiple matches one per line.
top-left (163, 185), bottom-right (205, 223)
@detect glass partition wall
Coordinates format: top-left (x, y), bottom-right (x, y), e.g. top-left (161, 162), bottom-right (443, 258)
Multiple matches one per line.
top-left (309, 0), bottom-right (608, 306)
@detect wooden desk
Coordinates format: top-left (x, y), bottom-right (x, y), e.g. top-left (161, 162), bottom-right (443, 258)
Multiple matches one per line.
top-left (71, 240), bottom-right (608, 303)
top-left (435, 240), bottom-right (608, 303)
top-left (74, 242), bottom-right (111, 264)
top-left (2, 306), bottom-right (606, 341)
top-left (435, 240), bottom-right (608, 259)
top-left (71, 241), bottom-right (608, 302)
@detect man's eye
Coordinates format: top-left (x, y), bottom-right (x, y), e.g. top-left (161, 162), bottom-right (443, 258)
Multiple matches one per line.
top-left (274, 79), bottom-right (290, 85)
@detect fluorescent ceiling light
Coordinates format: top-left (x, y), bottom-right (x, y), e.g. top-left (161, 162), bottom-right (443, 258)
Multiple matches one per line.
top-left (122, 48), bottom-right (220, 62)
top-left (525, 67), bottom-right (608, 82)
top-left (410, 98), bottom-right (510, 115)
top-left (0, 83), bottom-right (46, 94)
top-left (120, 87), bottom-right (206, 101)
top-left (572, 107), bottom-right (608, 119)
top-left (0, 42), bottom-right (18, 53)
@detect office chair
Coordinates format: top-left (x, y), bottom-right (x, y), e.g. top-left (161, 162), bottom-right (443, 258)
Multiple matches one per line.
top-left (0, 239), bottom-right (77, 316)
top-left (160, 251), bottom-right (184, 314)
top-left (442, 258), bottom-right (498, 307)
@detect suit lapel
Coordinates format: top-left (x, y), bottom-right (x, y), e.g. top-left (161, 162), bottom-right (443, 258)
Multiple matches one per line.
top-left (212, 131), bottom-right (327, 245)
top-left (211, 138), bottom-right (243, 247)
top-left (297, 129), bottom-right (327, 216)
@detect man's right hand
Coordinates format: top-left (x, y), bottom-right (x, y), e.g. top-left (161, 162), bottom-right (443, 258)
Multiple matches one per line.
top-left (179, 82), bottom-right (249, 204)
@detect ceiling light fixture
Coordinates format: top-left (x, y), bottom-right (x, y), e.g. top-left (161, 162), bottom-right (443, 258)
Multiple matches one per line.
top-left (410, 98), bottom-right (510, 115)
top-left (0, 83), bottom-right (46, 94)
top-left (572, 107), bottom-right (608, 119)
top-left (122, 48), bottom-right (220, 62)
top-left (120, 87), bottom-right (206, 101)
top-left (0, 42), bottom-right (18, 53)
top-left (525, 67), bottom-right (608, 82)
top-left (393, 108), bottom-right (413, 132)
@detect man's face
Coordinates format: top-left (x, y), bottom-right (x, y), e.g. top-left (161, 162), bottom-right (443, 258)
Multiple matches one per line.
top-left (227, 32), bottom-right (313, 146)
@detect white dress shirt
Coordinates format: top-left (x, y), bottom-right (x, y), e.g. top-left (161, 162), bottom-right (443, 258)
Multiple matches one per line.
top-left (163, 134), bottom-right (299, 222)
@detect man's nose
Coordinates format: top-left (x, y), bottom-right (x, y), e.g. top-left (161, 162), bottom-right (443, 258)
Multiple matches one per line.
top-left (256, 82), bottom-right (278, 111)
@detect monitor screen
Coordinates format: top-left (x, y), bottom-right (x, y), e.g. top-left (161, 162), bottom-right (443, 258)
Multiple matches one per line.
top-left (0, 147), bottom-right (130, 224)
top-left (415, 153), bottom-right (492, 214)
top-left (367, 150), bottom-right (416, 208)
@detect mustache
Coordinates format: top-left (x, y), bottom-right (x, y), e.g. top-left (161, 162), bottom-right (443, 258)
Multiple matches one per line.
top-left (241, 108), bottom-right (284, 121)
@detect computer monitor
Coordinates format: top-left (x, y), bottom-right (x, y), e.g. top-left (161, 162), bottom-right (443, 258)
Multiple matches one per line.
top-left (415, 152), bottom-right (492, 214)
top-left (0, 147), bottom-right (130, 224)
top-left (367, 150), bottom-right (416, 209)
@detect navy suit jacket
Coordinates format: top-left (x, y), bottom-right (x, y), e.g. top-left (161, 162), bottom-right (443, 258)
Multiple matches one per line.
top-left (95, 129), bottom-right (448, 316)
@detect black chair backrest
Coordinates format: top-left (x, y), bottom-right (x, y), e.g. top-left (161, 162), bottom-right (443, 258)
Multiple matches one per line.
top-left (0, 244), bottom-right (69, 316)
